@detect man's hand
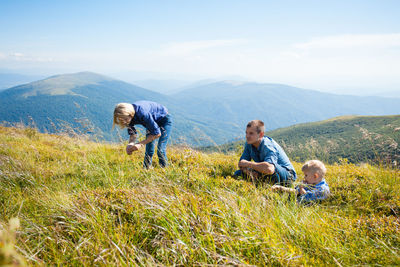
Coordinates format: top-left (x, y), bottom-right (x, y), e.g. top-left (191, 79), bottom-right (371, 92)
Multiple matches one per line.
top-left (239, 160), bottom-right (275, 176)
top-left (126, 143), bottom-right (143, 155)
top-left (238, 159), bottom-right (251, 169)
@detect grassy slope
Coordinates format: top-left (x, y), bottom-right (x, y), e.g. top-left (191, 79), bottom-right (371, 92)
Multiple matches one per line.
top-left (204, 115), bottom-right (400, 165)
top-left (0, 126), bottom-right (399, 265)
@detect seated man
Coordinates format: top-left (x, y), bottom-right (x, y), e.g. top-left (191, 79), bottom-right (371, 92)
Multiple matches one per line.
top-left (234, 120), bottom-right (296, 186)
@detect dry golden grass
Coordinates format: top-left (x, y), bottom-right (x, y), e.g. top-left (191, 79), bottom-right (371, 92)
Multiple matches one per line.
top-left (0, 126), bottom-right (399, 265)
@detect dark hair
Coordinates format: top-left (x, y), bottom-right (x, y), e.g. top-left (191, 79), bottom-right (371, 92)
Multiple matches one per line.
top-left (246, 120), bottom-right (265, 133)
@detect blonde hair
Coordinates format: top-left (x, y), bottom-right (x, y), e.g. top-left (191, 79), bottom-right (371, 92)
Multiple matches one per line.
top-left (247, 120), bottom-right (265, 134)
top-left (112, 103), bottom-right (135, 129)
top-left (302, 160), bottom-right (327, 177)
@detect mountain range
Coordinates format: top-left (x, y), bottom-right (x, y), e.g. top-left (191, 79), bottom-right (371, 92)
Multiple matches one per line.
top-left (1, 71), bottom-right (399, 146)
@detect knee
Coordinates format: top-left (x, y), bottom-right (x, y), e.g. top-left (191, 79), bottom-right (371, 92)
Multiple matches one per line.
top-left (145, 151), bottom-right (154, 157)
top-left (157, 149), bottom-right (166, 157)
top-left (264, 164), bottom-right (275, 175)
top-left (233, 170), bottom-right (243, 177)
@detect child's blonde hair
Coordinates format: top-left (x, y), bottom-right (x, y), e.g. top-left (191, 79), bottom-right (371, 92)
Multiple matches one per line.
top-left (302, 160), bottom-right (326, 177)
top-left (112, 103), bottom-right (135, 129)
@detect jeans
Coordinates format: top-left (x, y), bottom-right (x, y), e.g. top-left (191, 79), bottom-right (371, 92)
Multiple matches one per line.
top-left (144, 114), bottom-right (172, 168)
top-left (233, 164), bottom-right (296, 186)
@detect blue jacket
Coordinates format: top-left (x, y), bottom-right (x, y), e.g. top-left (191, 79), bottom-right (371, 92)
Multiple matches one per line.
top-left (296, 179), bottom-right (330, 203)
top-left (127, 101), bottom-right (168, 136)
top-left (240, 136), bottom-right (296, 175)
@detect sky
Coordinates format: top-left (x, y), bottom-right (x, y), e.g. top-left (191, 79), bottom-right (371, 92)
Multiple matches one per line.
top-left (1, 0), bottom-right (400, 95)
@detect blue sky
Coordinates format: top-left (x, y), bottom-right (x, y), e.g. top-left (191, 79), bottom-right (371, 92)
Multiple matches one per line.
top-left (1, 0), bottom-right (400, 94)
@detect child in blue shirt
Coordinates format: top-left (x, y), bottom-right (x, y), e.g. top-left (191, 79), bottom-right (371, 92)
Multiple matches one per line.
top-left (272, 160), bottom-right (330, 203)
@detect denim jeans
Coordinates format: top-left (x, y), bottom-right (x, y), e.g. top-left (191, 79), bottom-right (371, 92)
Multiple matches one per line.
top-left (233, 165), bottom-right (296, 186)
top-left (144, 114), bottom-right (172, 168)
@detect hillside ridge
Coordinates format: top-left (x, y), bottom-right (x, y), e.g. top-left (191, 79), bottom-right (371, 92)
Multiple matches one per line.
top-left (203, 115), bottom-right (400, 166)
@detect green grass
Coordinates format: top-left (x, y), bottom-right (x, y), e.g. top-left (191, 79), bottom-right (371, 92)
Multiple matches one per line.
top-left (0, 126), bottom-right (399, 266)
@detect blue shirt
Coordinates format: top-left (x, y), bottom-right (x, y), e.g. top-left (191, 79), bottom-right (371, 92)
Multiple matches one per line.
top-left (296, 179), bottom-right (330, 203)
top-left (127, 101), bottom-right (168, 136)
top-left (240, 136), bottom-right (296, 173)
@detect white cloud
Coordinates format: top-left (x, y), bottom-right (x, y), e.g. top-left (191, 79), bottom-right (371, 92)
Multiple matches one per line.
top-left (275, 34), bottom-right (400, 79)
top-left (114, 34), bottom-right (400, 94)
top-left (12, 52), bottom-right (24, 58)
top-left (207, 34), bottom-right (400, 94)
top-left (1, 35), bottom-right (399, 94)
top-left (161, 39), bottom-right (248, 56)
top-left (6, 52), bottom-right (54, 62)
top-left (294, 33), bottom-right (400, 49)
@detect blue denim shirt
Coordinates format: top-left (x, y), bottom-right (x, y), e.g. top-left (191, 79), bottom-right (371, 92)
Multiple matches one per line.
top-left (240, 136), bottom-right (296, 173)
top-left (296, 179), bottom-right (330, 203)
top-left (127, 101), bottom-right (168, 136)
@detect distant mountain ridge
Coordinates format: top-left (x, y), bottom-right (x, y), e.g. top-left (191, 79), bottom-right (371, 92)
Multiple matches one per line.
top-left (203, 115), bottom-right (400, 166)
top-left (1, 71), bottom-right (400, 146)
top-left (16, 72), bottom-right (115, 97)
top-left (172, 80), bottom-right (400, 132)
top-left (0, 72), bottom-right (240, 145)
top-left (0, 72), bottom-right (44, 90)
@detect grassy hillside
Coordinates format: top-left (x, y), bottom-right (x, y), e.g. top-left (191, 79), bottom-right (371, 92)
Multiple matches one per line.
top-left (204, 115), bottom-right (400, 166)
top-left (0, 126), bottom-right (399, 265)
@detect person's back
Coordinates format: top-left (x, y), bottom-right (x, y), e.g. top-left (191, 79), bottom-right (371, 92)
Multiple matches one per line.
top-left (131, 101), bottom-right (168, 125)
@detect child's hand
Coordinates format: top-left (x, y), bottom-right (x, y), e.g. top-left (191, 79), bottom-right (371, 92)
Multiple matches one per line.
top-left (298, 185), bottom-right (307, 195)
top-left (271, 185), bottom-right (284, 192)
top-left (126, 143), bottom-right (143, 154)
top-left (126, 144), bottom-right (134, 155)
top-left (131, 144), bottom-right (142, 152)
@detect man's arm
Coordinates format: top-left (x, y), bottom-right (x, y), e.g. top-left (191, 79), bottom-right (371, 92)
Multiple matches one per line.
top-left (239, 160), bottom-right (275, 175)
top-left (238, 143), bottom-right (251, 169)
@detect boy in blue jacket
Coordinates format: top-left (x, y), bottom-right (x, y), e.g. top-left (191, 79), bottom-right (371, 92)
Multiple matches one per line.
top-left (272, 160), bottom-right (330, 203)
top-left (113, 101), bottom-right (172, 168)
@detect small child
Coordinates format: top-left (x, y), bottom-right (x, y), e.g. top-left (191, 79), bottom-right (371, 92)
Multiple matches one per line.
top-left (271, 160), bottom-right (330, 203)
